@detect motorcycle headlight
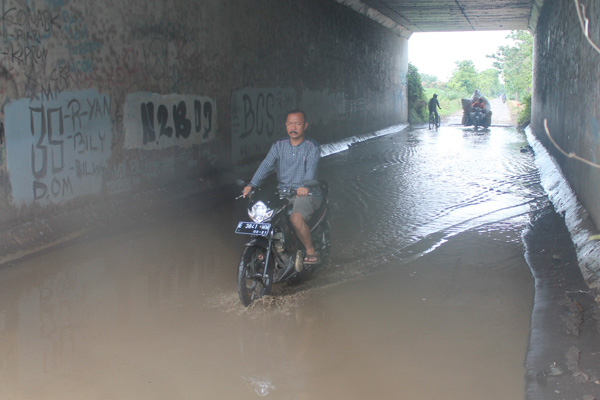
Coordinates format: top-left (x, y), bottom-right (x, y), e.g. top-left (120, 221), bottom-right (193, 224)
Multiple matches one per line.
top-left (248, 201), bottom-right (274, 223)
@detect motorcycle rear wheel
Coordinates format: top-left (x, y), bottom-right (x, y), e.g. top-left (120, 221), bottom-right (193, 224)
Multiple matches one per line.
top-left (237, 246), bottom-right (274, 306)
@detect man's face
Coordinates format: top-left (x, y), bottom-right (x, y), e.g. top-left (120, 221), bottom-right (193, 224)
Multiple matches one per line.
top-left (286, 113), bottom-right (308, 140)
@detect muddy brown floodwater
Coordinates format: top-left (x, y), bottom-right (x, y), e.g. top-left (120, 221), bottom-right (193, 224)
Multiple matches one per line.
top-left (0, 205), bottom-right (533, 399)
top-left (0, 99), bottom-right (575, 399)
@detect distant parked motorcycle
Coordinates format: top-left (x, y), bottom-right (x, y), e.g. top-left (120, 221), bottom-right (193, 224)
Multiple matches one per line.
top-left (234, 179), bottom-right (331, 306)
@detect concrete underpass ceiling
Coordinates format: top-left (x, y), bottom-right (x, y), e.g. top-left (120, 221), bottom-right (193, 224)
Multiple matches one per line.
top-left (335, 0), bottom-right (543, 38)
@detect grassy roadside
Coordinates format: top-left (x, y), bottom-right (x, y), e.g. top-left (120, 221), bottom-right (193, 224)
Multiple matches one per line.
top-left (424, 88), bottom-right (463, 117)
top-left (438, 98), bottom-right (463, 117)
top-left (507, 100), bottom-right (523, 126)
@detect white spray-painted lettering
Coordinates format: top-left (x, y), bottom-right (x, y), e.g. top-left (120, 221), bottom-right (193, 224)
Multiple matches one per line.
top-left (4, 89), bottom-right (112, 205)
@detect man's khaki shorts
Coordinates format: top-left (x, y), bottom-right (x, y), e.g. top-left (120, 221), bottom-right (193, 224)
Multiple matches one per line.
top-left (290, 194), bottom-right (322, 221)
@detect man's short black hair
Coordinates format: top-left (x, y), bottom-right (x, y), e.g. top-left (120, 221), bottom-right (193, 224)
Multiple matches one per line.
top-left (286, 109), bottom-right (307, 121)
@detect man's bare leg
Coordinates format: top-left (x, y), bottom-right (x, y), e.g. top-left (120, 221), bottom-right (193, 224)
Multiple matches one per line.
top-left (290, 212), bottom-right (315, 258)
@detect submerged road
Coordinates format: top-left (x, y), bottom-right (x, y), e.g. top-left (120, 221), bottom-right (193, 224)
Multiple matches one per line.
top-left (0, 99), bottom-right (598, 399)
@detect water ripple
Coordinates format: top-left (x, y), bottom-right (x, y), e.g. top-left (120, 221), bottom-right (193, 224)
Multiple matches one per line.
top-left (322, 125), bottom-right (546, 269)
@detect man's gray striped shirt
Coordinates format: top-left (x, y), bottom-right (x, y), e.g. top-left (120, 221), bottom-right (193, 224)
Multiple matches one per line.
top-left (250, 138), bottom-right (320, 193)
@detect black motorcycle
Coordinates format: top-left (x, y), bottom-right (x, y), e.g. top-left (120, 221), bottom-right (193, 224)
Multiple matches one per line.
top-left (470, 106), bottom-right (485, 130)
top-left (461, 98), bottom-right (492, 129)
top-left (234, 179), bottom-right (331, 306)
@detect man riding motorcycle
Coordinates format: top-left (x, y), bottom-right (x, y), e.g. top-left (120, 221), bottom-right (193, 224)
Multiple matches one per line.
top-left (461, 90), bottom-right (493, 128)
top-left (471, 97), bottom-right (486, 111)
top-left (242, 109), bottom-right (322, 266)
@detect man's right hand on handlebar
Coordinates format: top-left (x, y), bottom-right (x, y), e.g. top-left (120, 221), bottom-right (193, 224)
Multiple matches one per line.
top-left (242, 185), bottom-right (253, 198)
top-left (296, 187), bottom-right (310, 197)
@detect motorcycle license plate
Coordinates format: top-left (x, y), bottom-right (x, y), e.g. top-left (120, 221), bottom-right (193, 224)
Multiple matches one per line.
top-left (235, 222), bottom-right (271, 236)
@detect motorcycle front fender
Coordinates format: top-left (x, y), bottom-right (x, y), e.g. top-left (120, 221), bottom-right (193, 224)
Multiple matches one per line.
top-left (244, 236), bottom-right (270, 250)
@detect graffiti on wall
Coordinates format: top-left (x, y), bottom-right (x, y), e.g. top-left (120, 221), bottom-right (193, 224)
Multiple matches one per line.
top-left (231, 88), bottom-right (296, 164)
top-left (0, 3), bottom-right (58, 67)
top-left (61, 9), bottom-right (102, 69)
top-left (124, 92), bottom-right (216, 149)
top-left (4, 89), bottom-right (112, 205)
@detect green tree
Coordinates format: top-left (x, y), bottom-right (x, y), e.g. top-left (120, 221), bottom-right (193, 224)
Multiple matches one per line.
top-left (407, 62), bottom-right (428, 123)
top-left (447, 60), bottom-right (478, 95)
top-left (478, 69), bottom-right (502, 97)
top-left (489, 30), bottom-right (533, 101)
top-left (420, 73), bottom-right (438, 87)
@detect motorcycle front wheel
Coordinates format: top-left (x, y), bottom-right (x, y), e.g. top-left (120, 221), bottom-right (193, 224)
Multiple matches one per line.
top-left (237, 245), bottom-right (274, 306)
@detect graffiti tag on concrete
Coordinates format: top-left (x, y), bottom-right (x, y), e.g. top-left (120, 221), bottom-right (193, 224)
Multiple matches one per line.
top-left (4, 89), bottom-right (112, 205)
top-left (124, 92), bottom-right (216, 149)
top-left (231, 88), bottom-right (296, 164)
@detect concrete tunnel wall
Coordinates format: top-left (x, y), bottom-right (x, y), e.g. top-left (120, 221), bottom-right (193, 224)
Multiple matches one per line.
top-left (531, 0), bottom-right (600, 288)
top-left (531, 0), bottom-right (600, 228)
top-left (0, 0), bottom-right (408, 223)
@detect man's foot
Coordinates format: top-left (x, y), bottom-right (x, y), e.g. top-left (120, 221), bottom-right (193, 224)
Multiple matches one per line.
top-left (294, 251), bottom-right (304, 273)
top-left (303, 253), bottom-right (320, 265)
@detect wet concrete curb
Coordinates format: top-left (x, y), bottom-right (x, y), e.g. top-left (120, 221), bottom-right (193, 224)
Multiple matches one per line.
top-left (523, 204), bottom-right (600, 400)
top-left (0, 175), bottom-right (235, 267)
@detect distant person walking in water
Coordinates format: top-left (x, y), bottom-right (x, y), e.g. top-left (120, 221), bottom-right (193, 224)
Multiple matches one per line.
top-left (428, 94), bottom-right (441, 124)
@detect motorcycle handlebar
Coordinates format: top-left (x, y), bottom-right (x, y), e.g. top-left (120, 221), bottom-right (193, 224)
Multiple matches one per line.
top-left (234, 179), bottom-right (320, 199)
top-left (235, 187), bottom-right (314, 200)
